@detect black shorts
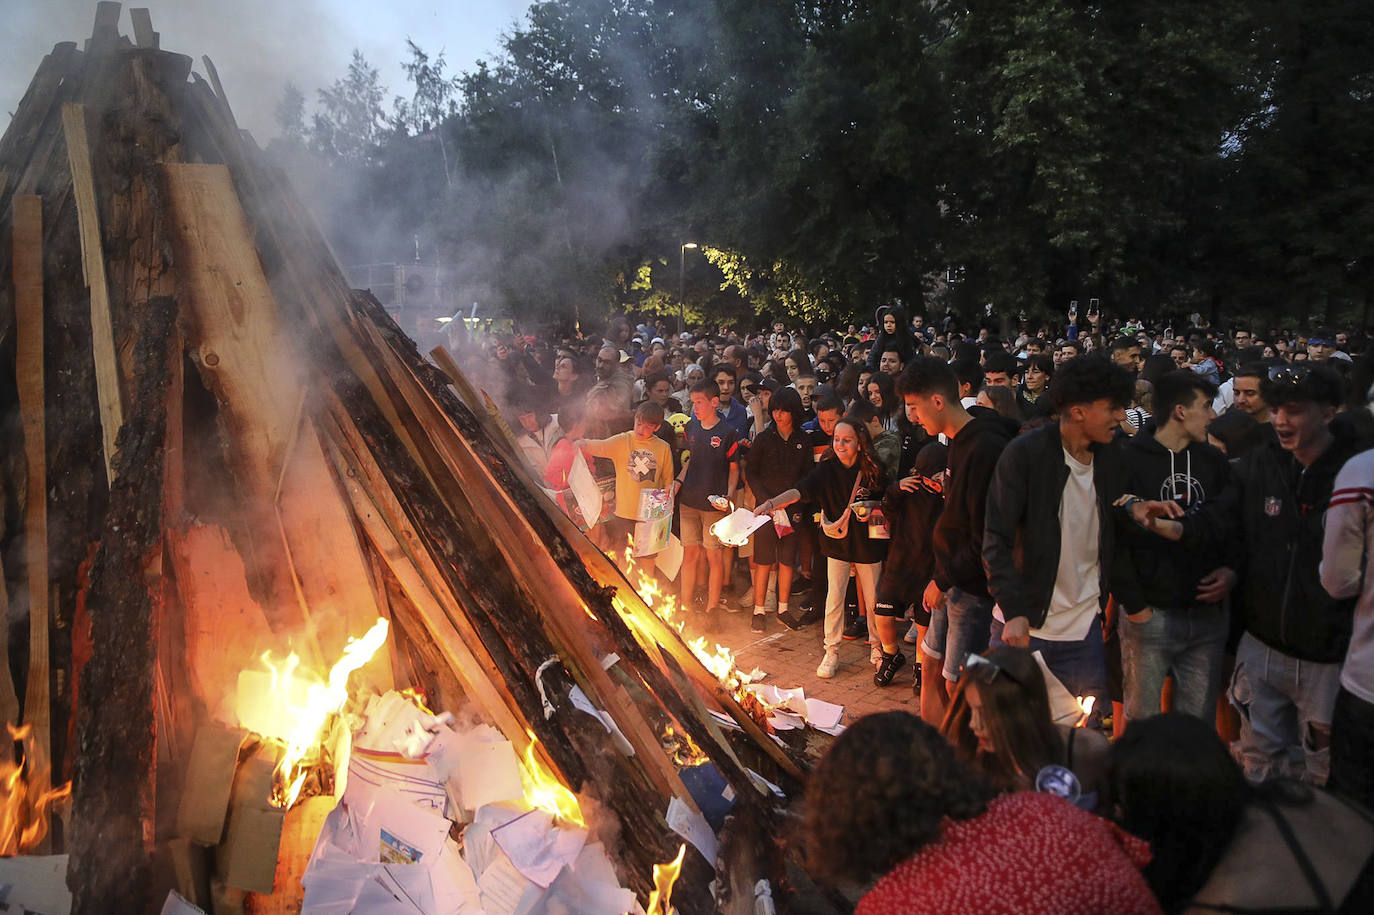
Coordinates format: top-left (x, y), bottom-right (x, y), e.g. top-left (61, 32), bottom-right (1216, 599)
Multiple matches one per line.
top-left (751, 522), bottom-right (798, 567)
top-left (875, 579), bottom-right (929, 625)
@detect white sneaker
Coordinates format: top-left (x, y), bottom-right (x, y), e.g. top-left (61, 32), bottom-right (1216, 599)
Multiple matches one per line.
top-left (816, 652), bottom-right (839, 679)
top-left (903, 622), bottom-right (920, 644)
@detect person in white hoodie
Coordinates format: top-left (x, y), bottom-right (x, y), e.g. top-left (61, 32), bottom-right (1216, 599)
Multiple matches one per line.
top-left (1320, 365), bottom-right (1374, 808)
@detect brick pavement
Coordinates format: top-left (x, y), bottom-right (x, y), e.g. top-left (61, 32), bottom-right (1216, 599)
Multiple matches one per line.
top-left (678, 605), bottom-right (920, 727)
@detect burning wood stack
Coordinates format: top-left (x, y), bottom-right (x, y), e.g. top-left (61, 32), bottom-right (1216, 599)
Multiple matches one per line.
top-left (0, 5), bottom-right (808, 912)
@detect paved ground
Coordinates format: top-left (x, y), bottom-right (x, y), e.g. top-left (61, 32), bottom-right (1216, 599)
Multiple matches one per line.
top-left (678, 604), bottom-right (920, 726)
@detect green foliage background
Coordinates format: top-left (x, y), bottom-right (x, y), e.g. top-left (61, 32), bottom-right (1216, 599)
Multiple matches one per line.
top-left (266, 0), bottom-right (1373, 331)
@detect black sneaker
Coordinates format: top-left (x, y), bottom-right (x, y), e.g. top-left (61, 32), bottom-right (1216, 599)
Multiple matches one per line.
top-left (778, 605), bottom-right (821, 630)
top-left (842, 616), bottom-right (869, 641)
top-left (750, 612), bottom-right (766, 632)
top-left (873, 650), bottom-right (907, 687)
top-left (911, 661), bottom-right (922, 696)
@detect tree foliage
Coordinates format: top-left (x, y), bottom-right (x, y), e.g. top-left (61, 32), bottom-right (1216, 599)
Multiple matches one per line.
top-left (269, 0), bottom-right (1373, 328)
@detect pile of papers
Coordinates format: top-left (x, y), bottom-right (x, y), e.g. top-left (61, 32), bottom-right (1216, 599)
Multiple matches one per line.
top-left (300, 691), bottom-right (637, 914)
top-left (741, 685), bottom-right (844, 735)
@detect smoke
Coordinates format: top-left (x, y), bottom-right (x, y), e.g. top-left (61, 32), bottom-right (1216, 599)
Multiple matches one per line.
top-left (0, 0), bottom-right (525, 141)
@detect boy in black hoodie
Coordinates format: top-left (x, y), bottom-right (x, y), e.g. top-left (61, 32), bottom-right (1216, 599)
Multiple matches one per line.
top-left (1127, 363), bottom-right (1363, 784)
top-left (898, 358), bottom-right (1012, 715)
top-left (1113, 371), bottom-right (1236, 724)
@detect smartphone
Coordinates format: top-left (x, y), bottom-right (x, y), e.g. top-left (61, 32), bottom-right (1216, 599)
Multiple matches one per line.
top-left (1088, 297), bottom-right (1100, 316)
top-left (1069, 300), bottom-right (1079, 320)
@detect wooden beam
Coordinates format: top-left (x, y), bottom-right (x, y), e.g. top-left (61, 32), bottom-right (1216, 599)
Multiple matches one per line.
top-left (13, 194), bottom-right (52, 829)
top-left (129, 8), bottom-right (159, 49)
top-left (62, 103), bottom-right (123, 486)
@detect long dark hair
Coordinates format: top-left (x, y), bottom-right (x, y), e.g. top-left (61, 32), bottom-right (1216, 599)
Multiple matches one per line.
top-left (1110, 713), bottom-right (1250, 912)
top-left (805, 711), bottom-right (993, 886)
top-left (866, 370), bottom-right (899, 421)
top-left (939, 646), bottom-right (1062, 792)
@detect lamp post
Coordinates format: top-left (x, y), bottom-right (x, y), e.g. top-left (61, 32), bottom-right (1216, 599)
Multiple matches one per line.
top-left (678, 242), bottom-right (698, 338)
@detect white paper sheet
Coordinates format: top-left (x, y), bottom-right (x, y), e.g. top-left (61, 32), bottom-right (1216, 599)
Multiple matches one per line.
top-left (567, 451), bottom-right (602, 527)
top-left (491, 809), bottom-right (589, 888)
top-left (567, 686), bottom-right (635, 755)
top-left (666, 796), bottom-right (718, 863)
top-left (655, 533), bottom-right (684, 580)
top-left (477, 851), bottom-right (544, 915)
top-left (803, 698), bottom-right (844, 731)
top-left (1034, 650), bottom-right (1085, 724)
top-left (546, 842), bottom-right (638, 914)
top-left (453, 736), bottom-right (526, 813)
top-left (709, 508), bottom-right (770, 547)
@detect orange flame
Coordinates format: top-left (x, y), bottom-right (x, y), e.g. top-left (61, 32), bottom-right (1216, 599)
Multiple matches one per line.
top-left (236, 618), bottom-right (390, 808)
top-left (616, 542), bottom-right (762, 700)
top-left (646, 843), bottom-right (687, 915)
top-left (1074, 695), bottom-right (1096, 728)
top-left (520, 732), bottom-right (585, 827)
top-left (0, 723), bottom-right (72, 855)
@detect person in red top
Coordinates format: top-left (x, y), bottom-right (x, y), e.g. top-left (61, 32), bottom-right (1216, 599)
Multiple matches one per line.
top-left (805, 711), bottom-right (1159, 915)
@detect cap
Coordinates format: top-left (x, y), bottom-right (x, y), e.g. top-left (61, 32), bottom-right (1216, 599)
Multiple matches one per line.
top-left (619, 350), bottom-right (632, 363)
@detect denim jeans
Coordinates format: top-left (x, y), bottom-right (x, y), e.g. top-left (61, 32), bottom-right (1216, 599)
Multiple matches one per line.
top-left (1229, 632), bottom-right (1341, 784)
top-left (1119, 604), bottom-right (1228, 723)
top-left (1330, 687), bottom-right (1374, 809)
top-left (923, 586), bottom-right (994, 681)
top-left (992, 614), bottom-right (1108, 704)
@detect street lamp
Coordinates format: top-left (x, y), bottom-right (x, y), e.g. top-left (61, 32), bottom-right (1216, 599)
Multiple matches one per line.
top-left (678, 242), bottom-right (698, 338)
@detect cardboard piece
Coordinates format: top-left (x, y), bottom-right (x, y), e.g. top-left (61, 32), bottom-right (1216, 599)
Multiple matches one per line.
top-left (0, 854), bottom-right (72, 915)
top-left (176, 723), bottom-right (249, 844)
top-left (216, 747), bottom-right (284, 893)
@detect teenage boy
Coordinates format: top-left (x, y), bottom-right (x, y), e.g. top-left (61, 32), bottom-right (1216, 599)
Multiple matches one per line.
top-left (712, 363), bottom-right (752, 440)
top-left (579, 401), bottom-right (674, 551)
top-left (1113, 371), bottom-right (1235, 723)
top-left (983, 355), bottom-right (1135, 707)
top-left (897, 357), bottom-right (1012, 718)
top-left (1130, 364), bottom-right (1362, 784)
top-left (674, 379), bottom-right (742, 615)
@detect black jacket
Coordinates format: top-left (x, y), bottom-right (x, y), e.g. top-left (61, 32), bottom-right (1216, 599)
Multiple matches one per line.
top-left (1180, 427), bottom-right (1362, 662)
top-left (1112, 434), bottom-right (1236, 613)
top-left (983, 423), bottom-right (1128, 628)
top-left (744, 423), bottom-right (809, 502)
top-left (933, 413), bottom-right (1013, 596)
top-left (881, 477), bottom-right (942, 585)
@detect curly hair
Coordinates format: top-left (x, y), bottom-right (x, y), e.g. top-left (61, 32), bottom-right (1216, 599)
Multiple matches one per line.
top-left (804, 712), bottom-right (994, 887)
top-left (1049, 353), bottom-right (1135, 410)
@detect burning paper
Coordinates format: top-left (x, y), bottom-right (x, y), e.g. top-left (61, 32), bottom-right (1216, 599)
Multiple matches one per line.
top-left (708, 508), bottom-right (769, 548)
top-left (301, 691), bottom-right (637, 915)
top-left (235, 618), bottom-right (390, 808)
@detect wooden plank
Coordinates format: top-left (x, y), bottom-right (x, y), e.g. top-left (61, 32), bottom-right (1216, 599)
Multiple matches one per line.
top-left (13, 194), bottom-right (52, 839)
top-left (90, 1), bottom-right (121, 42)
top-left (315, 408), bottom-right (533, 755)
top-left (163, 163), bottom-right (387, 660)
top-left (200, 56), bottom-right (238, 129)
top-left (361, 335), bottom-right (693, 806)
top-left (129, 8), bottom-right (159, 49)
top-left (62, 103), bottom-right (124, 486)
top-left (0, 552), bottom-right (18, 765)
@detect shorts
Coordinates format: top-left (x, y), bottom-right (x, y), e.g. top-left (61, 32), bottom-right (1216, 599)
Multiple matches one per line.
top-left (679, 505), bottom-right (726, 549)
top-left (751, 522), bottom-right (798, 566)
top-left (922, 585), bottom-right (994, 681)
top-left (875, 572), bottom-right (929, 624)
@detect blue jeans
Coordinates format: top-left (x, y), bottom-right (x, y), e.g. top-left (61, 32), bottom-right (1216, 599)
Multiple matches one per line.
top-left (923, 586), bottom-right (994, 681)
top-left (1229, 632), bottom-right (1340, 784)
top-left (1119, 604), bottom-right (1228, 723)
top-left (992, 615), bottom-right (1108, 704)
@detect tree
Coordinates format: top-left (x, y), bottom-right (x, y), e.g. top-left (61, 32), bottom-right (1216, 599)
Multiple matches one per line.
top-left (391, 40), bottom-right (461, 186)
top-left (310, 50), bottom-right (389, 166)
top-left (274, 82), bottom-right (307, 144)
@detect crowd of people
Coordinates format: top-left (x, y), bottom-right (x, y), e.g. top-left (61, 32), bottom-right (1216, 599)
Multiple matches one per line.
top-left (453, 306), bottom-right (1374, 912)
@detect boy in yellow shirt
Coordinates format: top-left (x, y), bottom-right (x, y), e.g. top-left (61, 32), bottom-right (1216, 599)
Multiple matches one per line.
top-left (579, 401), bottom-right (673, 551)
